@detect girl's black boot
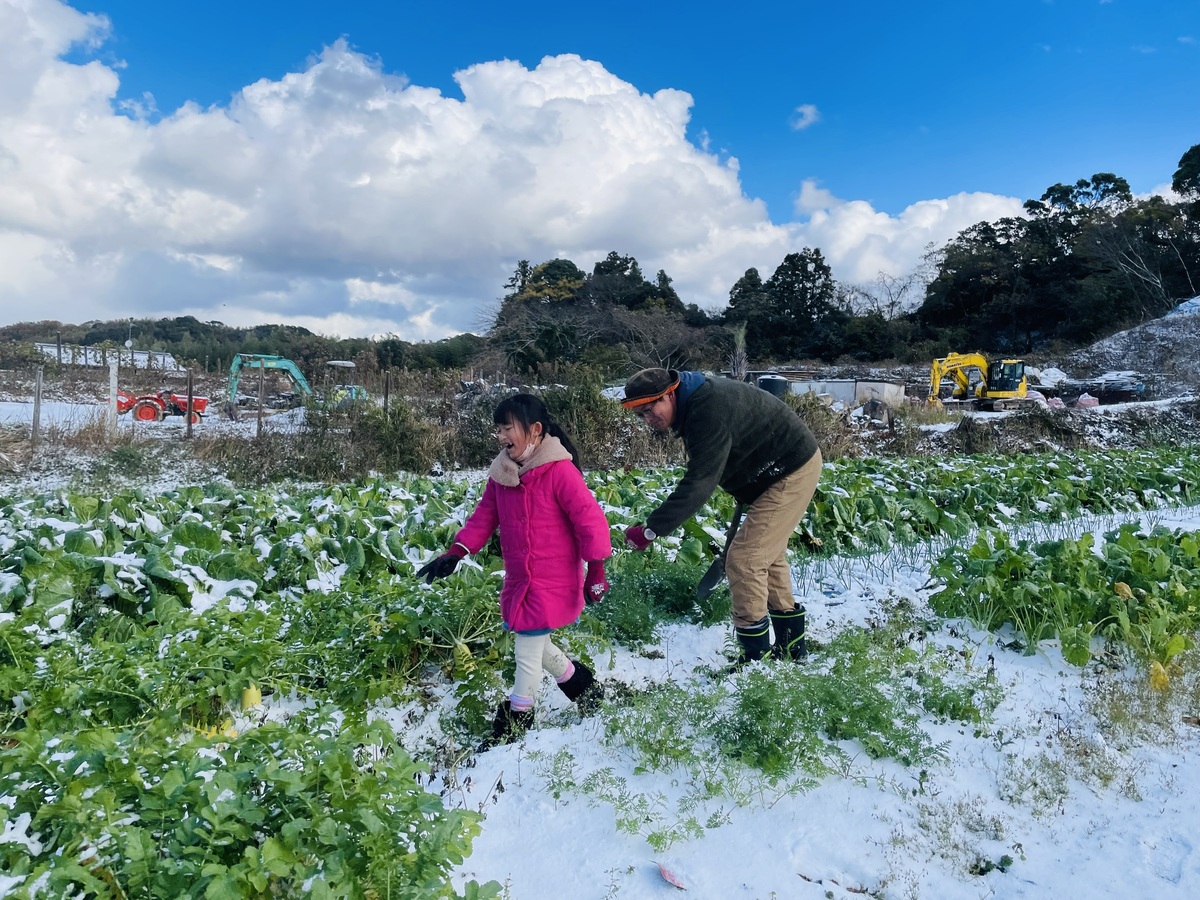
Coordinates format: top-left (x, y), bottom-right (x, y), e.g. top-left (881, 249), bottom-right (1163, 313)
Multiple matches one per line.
top-left (479, 703), bottom-right (534, 751)
top-left (557, 661), bottom-right (604, 714)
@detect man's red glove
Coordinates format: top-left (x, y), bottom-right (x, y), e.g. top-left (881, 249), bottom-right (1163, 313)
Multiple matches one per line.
top-left (624, 525), bottom-right (656, 551)
top-left (416, 542), bottom-right (467, 583)
top-left (584, 560), bottom-right (610, 604)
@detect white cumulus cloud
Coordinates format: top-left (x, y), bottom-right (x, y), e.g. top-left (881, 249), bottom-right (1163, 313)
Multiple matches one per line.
top-left (790, 181), bottom-right (1025, 284)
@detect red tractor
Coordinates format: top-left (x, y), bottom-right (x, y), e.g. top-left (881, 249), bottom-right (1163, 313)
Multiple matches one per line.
top-left (115, 390), bottom-right (210, 424)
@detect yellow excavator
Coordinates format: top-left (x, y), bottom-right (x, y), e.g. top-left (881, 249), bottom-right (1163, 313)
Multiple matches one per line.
top-left (928, 352), bottom-right (1029, 410)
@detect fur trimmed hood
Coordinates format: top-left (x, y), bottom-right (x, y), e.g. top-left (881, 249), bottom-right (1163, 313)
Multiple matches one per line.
top-left (487, 434), bottom-right (574, 487)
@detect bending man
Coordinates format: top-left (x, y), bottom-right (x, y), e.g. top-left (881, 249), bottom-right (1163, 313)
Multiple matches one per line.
top-left (621, 368), bottom-right (823, 664)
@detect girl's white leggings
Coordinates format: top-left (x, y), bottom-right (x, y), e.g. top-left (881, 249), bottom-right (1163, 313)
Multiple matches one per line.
top-left (511, 632), bottom-right (571, 708)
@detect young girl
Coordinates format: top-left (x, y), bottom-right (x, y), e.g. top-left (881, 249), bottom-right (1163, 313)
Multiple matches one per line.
top-left (417, 393), bottom-right (612, 746)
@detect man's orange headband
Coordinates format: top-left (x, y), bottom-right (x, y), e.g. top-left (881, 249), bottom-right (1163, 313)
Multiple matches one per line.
top-left (621, 381), bottom-right (678, 409)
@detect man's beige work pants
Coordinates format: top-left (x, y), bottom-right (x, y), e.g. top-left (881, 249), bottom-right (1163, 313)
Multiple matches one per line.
top-left (725, 449), bottom-right (823, 628)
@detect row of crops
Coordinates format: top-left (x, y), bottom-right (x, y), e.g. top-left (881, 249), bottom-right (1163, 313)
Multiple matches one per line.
top-left (1, 446), bottom-right (1198, 897)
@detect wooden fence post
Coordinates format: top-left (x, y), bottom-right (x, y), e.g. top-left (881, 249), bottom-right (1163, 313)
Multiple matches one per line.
top-left (185, 369), bottom-right (195, 440)
top-left (256, 365), bottom-right (266, 439)
top-left (31, 366), bottom-right (43, 448)
top-left (107, 360), bottom-right (119, 439)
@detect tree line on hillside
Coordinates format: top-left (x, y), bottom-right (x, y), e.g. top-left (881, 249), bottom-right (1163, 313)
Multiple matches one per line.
top-left (0, 319), bottom-right (486, 379)
top-left (2, 143), bottom-right (1197, 379)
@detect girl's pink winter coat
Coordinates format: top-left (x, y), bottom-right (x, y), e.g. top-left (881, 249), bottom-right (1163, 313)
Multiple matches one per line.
top-left (453, 436), bottom-right (612, 633)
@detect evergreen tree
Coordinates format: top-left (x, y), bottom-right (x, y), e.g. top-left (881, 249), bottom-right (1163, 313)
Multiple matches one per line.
top-left (762, 249), bottom-right (843, 360)
top-left (503, 260), bottom-right (534, 300)
top-left (1173, 144), bottom-right (1200, 199)
top-left (724, 268), bottom-right (771, 352)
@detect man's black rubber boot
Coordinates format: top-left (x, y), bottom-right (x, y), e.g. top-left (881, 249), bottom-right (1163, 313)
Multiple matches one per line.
top-left (479, 703), bottom-right (534, 751)
top-left (770, 607), bottom-right (808, 662)
top-left (558, 661), bottom-right (604, 714)
top-left (734, 616), bottom-right (772, 665)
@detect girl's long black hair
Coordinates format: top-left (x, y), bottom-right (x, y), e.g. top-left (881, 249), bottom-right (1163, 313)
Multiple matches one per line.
top-left (493, 393), bottom-right (582, 471)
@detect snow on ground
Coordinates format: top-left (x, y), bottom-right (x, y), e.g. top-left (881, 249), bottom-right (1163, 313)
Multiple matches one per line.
top-left (440, 505), bottom-right (1200, 900)
top-left (0, 400), bottom-right (307, 494)
top-left (0, 399), bottom-right (108, 430)
top-left (0, 399), bottom-right (306, 436)
top-left (3, 395), bottom-right (1200, 899)
top-left (1165, 295), bottom-right (1200, 318)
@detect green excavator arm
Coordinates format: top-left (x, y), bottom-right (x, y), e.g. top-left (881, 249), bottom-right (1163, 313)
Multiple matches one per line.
top-left (227, 354), bottom-right (314, 403)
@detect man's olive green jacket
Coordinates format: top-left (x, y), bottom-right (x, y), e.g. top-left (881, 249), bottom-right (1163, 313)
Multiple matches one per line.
top-left (645, 373), bottom-right (820, 537)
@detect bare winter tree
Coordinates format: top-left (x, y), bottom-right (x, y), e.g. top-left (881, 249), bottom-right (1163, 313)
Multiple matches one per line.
top-left (609, 307), bottom-right (709, 370)
top-left (845, 256), bottom-right (937, 319)
top-left (1084, 204), bottom-right (1194, 320)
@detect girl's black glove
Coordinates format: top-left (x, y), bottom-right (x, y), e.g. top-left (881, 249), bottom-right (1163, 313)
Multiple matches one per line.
top-left (416, 543), bottom-right (467, 583)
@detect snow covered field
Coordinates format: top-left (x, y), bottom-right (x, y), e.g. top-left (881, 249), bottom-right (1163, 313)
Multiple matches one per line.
top-left (0, 399), bottom-right (107, 430)
top-left (2, 399), bottom-right (1199, 899)
top-left (439, 506), bottom-right (1200, 900)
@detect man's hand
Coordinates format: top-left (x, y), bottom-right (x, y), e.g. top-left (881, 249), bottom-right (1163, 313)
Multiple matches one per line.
top-left (624, 525), bottom-right (656, 551)
top-left (416, 543), bottom-right (467, 583)
top-left (584, 560), bottom-right (610, 604)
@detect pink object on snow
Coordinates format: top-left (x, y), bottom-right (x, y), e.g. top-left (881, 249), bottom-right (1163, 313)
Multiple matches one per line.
top-left (656, 861), bottom-right (686, 889)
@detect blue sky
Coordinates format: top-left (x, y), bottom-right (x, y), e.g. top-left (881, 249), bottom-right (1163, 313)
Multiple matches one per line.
top-left (2, 0), bottom-right (1196, 339)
